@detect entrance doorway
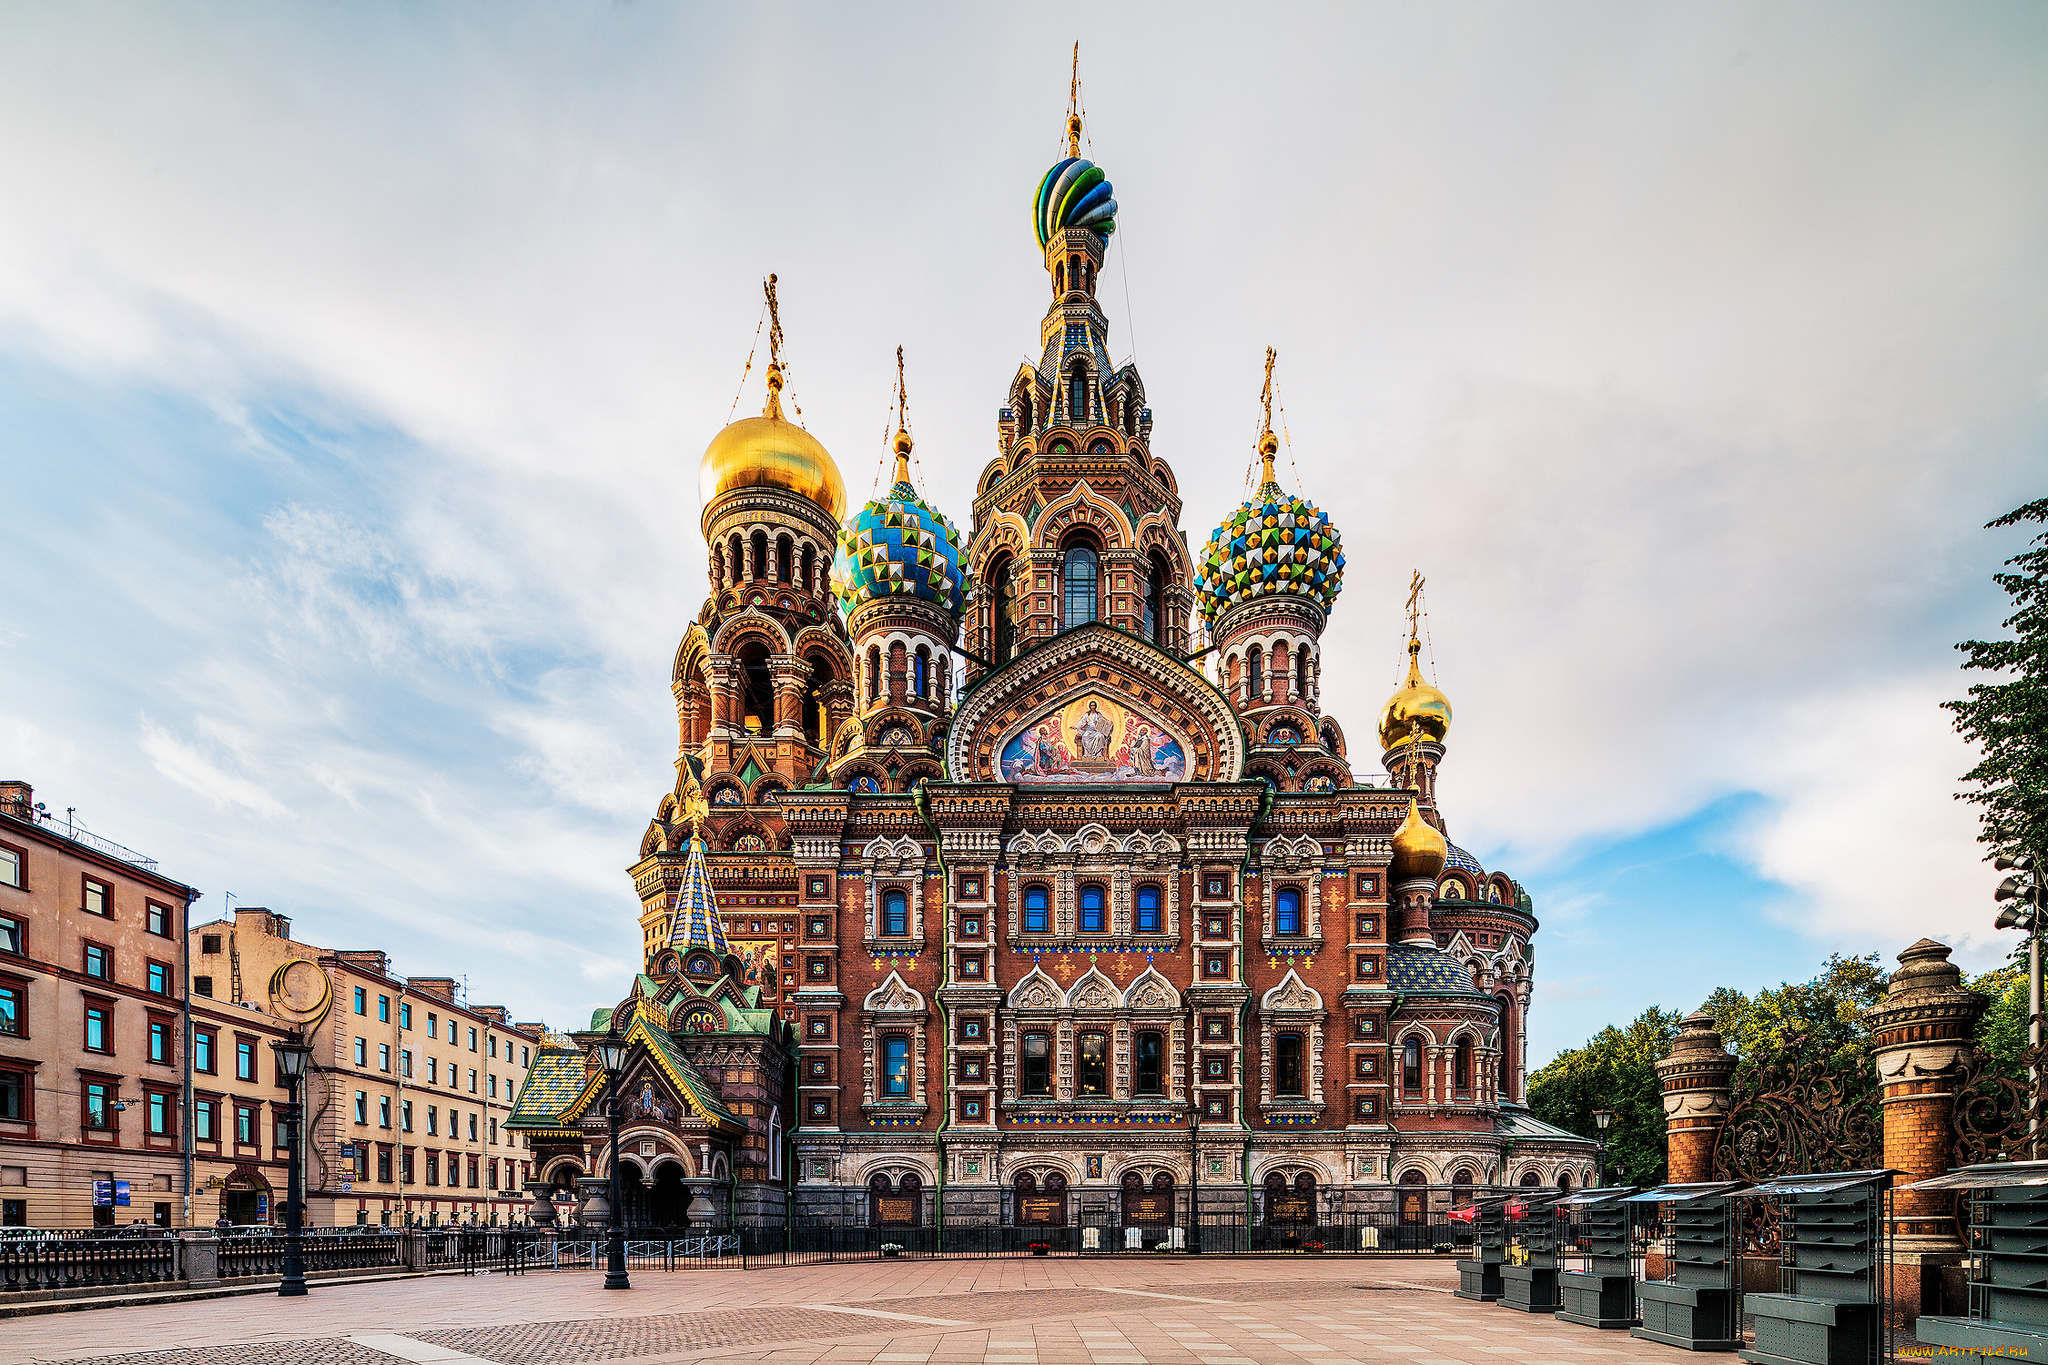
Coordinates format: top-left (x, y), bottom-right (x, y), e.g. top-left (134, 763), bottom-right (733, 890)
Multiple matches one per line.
top-left (648, 1160), bottom-right (689, 1228)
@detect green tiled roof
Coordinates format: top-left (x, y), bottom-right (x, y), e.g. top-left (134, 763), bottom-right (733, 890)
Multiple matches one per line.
top-left (1497, 1103), bottom-right (1596, 1147)
top-left (506, 1046), bottom-right (588, 1130)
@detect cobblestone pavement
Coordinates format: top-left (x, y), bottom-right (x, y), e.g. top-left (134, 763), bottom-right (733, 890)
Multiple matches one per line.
top-left (0, 1258), bottom-right (1695, 1365)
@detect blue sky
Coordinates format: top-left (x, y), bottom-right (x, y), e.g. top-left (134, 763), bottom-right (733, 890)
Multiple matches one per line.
top-left (3, 3), bottom-right (2044, 1060)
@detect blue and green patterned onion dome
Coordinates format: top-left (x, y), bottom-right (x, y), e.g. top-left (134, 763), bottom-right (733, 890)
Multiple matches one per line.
top-left (1035, 157), bottom-right (1117, 247)
top-left (1194, 486), bottom-right (1345, 630)
top-left (832, 474), bottom-right (972, 618)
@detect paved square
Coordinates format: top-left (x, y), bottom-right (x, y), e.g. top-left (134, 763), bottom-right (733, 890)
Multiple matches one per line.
top-left (0, 1259), bottom-right (1704, 1365)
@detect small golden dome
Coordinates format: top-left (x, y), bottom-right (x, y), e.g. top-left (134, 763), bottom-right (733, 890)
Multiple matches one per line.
top-left (1377, 637), bottom-right (1452, 751)
top-left (698, 363), bottom-right (847, 522)
top-left (1390, 798), bottom-right (1449, 883)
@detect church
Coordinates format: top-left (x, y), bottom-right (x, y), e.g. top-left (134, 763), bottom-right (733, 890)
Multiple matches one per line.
top-left (506, 97), bottom-right (1594, 1235)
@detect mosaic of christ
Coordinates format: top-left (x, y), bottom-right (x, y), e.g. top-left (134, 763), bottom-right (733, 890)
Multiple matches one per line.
top-left (998, 693), bottom-right (1189, 784)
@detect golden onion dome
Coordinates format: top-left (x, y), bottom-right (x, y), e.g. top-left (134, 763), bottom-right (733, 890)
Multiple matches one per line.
top-left (1390, 798), bottom-right (1449, 883)
top-left (1377, 636), bottom-right (1452, 751)
top-left (698, 363), bottom-right (846, 523)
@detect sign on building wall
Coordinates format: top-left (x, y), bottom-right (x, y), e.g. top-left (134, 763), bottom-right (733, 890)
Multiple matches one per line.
top-left (91, 1180), bottom-right (130, 1208)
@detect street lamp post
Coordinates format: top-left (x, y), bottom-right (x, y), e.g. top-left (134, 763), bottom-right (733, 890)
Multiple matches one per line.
top-left (270, 1032), bottom-right (314, 1297)
top-left (596, 1029), bottom-right (630, 1291)
top-left (1591, 1108), bottom-right (1615, 1188)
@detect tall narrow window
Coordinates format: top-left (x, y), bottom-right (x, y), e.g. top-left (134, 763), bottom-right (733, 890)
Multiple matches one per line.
top-left (1077, 1032), bottom-right (1108, 1095)
top-left (1454, 1038), bottom-right (1472, 1091)
top-left (1023, 885), bottom-right (1050, 934)
top-left (776, 535), bottom-right (792, 583)
top-left (882, 1036), bottom-right (910, 1097)
top-left (1022, 1033), bottom-right (1051, 1095)
top-left (882, 889), bottom-right (909, 937)
top-left (1078, 884), bottom-right (1105, 934)
top-left (1134, 885), bottom-right (1162, 934)
top-left (1275, 887), bottom-right (1302, 937)
top-left (751, 530), bottom-right (768, 582)
top-left (1069, 365), bottom-right (1088, 425)
top-left (868, 646), bottom-right (882, 704)
top-left (1402, 1037), bottom-right (1423, 1095)
top-left (1135, 1031), bottom-right (1163, 1095)
top-left (1146, 553), bottom-right (1170, 647)
top-left (989, 554), bottom-right (1016, 661)
top-left (1296, 646), bottom-right (1311, 704)
top-left (1063, 543), bottom-right (1098, 627)
top-left (913, 649), bottom-right (929, 699)
top-left (1276, 1033), bottom-right (1304, 1096)
top-left (1248, 646), bottom-right (1264, 701)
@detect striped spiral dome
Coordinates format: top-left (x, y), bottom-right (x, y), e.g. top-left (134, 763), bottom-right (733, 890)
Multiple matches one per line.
top-left (1034, 157), bottom-right (1118, 247)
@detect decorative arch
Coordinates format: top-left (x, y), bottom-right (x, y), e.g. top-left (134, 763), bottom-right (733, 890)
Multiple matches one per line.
top-left (1032, 479), bottom-right (1137, 553)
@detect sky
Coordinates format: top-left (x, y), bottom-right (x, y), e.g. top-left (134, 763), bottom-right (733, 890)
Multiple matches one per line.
top-left (2, 3), bottom-right (2044, 1062)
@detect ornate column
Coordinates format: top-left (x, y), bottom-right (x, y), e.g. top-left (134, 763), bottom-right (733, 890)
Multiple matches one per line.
top-left (1864, 938), bottom-right (1988, 1320)
top-left (1654, 1012), bottom-right (1737, 1184)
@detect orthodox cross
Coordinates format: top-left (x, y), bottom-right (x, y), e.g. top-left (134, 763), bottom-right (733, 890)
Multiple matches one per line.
top-left (764, 273), bottom-right (783, 370)
top-left (1067, 42), bottom-right (1083, 157)
top-left (1404, 571), bottom-right (1425, 646)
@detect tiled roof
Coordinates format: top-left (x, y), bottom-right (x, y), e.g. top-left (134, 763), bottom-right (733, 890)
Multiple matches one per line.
top-left (505, 1046), bottom-right (588, 1130)
top-left (1385, 944), bottom-right (1480, 994)
top-left (1446, 842), bottom-right (1485, 876)
top-left (668, 833), bottom-right (728, 957)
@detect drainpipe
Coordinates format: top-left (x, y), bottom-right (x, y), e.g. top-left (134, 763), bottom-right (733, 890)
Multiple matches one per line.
top-left (180, 890), bottom-right (198, 1227)
top-left (914, 783), bottom-right (951, 1252)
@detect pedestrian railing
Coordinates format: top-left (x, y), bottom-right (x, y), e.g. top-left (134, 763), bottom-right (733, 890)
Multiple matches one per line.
top-left (0, 1235), bottom-right (179, 1291)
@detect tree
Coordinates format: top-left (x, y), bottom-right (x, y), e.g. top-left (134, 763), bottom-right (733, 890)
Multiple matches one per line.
top-left (1528, 1006), bottom-right (1682, 1187)
top-left (1696, 954), bottom-right (1887, 1066)
top-left (1946, 497), bottom-right (2048, 863)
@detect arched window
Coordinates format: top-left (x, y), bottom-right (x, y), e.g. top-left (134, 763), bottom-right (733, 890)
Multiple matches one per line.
top-left (1558, 1170), bottom-right (1574, 1192)
top-left (802, 544), bottom-right (815, 595)
top-left (1146, 552), bottom-right (1170, 648)
top-left (1496, 993), bottom-right (1516, 1098)
top-left (1015, 392), bottom-right (1033, 435)
top-left (1023, 885), bottom-right (1050, 934)
top-left (881, 1036), bottom-right (910, 1097)
top-left (1452, 1169), bottom-right (1475, 1207)
top-left (882, 889), bottom-right (908, 937)
top-left (1063, 542), bottom-right (1098, 627)
top-left (1135, 1032), bottom-right (1163, 1095)
top-left (1054, 261), bottom-right (1065, 294)
top-left (1247, 646), bottom-right (1264, 701)
top-left (802, 657), bottom-right (832, 747)
top-left (1454, 1038), bottom-right (1472, 1091)
top-left (867, 646), bottom-right (882, 704)
top-left (1275, 887), bottom-right (1302, 937)
top-left (913, 648), bottom-right (929, 699)
top-left (751, 530), bottom-right (768, 582)
top-left (989, 554), bottom-right (1017, 661)
top-left (1402, 1037), bottom-right (1423, 1095)
top-left (1134, 884), bottom-right (1162, 934)
top-left (1275, 1033), bottom-right (1304, 1096)
top-left (1296, 645), bottom-right (1310, 703)
top-left (1022, 1033), bottom-right (1051, 1095)
top-left (1069, 364), bottom-right (1088, 425)
top-left (1078, 883), bottom-right (1105, 933)
top-left (728, 534), bottom-right (743, 585)
top-left (739, 641), bottom-right (775, 734)
top-left (776, 535), bottom-right (792, 583)
top-left (1077, 1032), bottom-right (1108, 1096)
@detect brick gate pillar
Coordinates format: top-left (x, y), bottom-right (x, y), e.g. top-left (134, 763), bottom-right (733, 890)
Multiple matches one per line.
top-left (1864, 937), bottom-right (1988, 1323)
top-left (1654, 1012), bottom-right (1737, 1184)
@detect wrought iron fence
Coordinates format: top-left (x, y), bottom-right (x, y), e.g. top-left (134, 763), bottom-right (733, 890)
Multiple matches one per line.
top-left (0, 1235), bottom-right (178, 1292)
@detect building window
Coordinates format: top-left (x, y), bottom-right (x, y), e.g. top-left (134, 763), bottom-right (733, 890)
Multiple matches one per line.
top-left (234, 1103), bottom-right (257, 1144)
top-left (401, 1150), bottom-right (414, 1183)
top-left (426, 1012), bottom-right (437, 1039)
top-left (1076, 1031), bottom-right (1109, 1096)
top-left (1276, 1033), bottom-right (1305, 1096)
top-left (427, 1105), bottom-right (438, 1136)
top-left (353, 1037), bottom-right (367, 1066)
top-left (426, 1154), bottom-right (439, 1187)
top-left (84, 1082), bottom-right (112, 1129)
top-left (881, 889), bottom-right (908, 937)
top-left (84, 944), bottom-right (111, 980)
top-left (236, 1041), bottom-right (255, 1082)
top-left (1134, 884), bottom-right (1162, 934)
top-left (84, 1006), bottom-right (110, 1053)
top-left (1023, 885), bottom-right (1050, 933)
top-left (353, 987), bottom-right (366, 1015)
top-left (1275, 887), bottom-right (1303, 937)
top-left (913, 649), bottom-right (929, 698)
top-left (146, 903), bottom-right (172, 937)
top-left (147, 962), bottom-right (172, 996)
top-left (468, 1027), bottom-right (478, 1052)
top-left (0, 847), bottom-right (18, 889)
top-left (355, 1091), bottom-right (368, 1124)
top-left (194, 1029), bottom-right (215, 1073)
top-left (1247, 646), bottom-right (1264, 700)
top-left (82, 877), bottom-right (110, 916)
top-left (1062, 543), bottom-right (1098, 627)
top-left (379, 1043), bottom-right (391, 1072)
top-left (378, 994), bottom-right (390, 1022)
top-left (1402, 1037), bottom-right (1423, 1095)
top-left (193, 1100), bottom-right (215, 1141)
top-left (0, 917), bottom-right (20, 957)
top-left (0, 985), bottom-right (20, 1038)
top-left (1078, 884), bottom-right (1105, 934)
top-left (379, 1096), bottom-right (392, 1128)
top-left (427, 1058), bottom-right (437, 1084)
top-left (148, 1019), bottom-right (171, 1064)
top-left (1135, 1031), bottom-right (1163, 1095)
top-left (192, 976), bottom-right (212, 998)
top-left (401, 1100), bottom-right (413, 1132)
top-left (0, 1069), bottom-right (25, 1121)
top-left (1454, 1038), bottom-right (1473, 1091)
top-left (881, 1036), bottom-right (911, 1098)
top-left (1021, 1032), bottom-right (1052, 1096)
top-left (399, 1003), bottom-right (411, 1030)
top-left (378, 1148), bottom-right (392, 1182)
top-left (147, 1092), bottom-right (170, 1136)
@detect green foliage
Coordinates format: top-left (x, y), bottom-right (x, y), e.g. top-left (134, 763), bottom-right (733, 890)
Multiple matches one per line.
top-left (1946, 497), bottom-right (2048, 863)
top-left (1972, 960), bottom-right (2030, 1079)
top-left (1527, 1006), bottom-right (1681, 1187)
top-left (1696, 953), bottom-right (1888, 1065)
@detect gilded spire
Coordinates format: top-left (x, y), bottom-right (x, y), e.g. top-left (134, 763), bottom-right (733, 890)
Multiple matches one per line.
top-left (1377, 572), bottom-right (1453, 750)
top-left (1257, 346), bottom-right (1280, 491)
top-left (891, 344), bottom-right (913, 488)
top-left (762, 273), bottom-right (786, 420)
top-left (1066, 42), bottom-right (1083, 158)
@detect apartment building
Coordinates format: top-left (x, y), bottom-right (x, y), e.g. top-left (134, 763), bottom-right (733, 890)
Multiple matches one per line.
top-left (191, 908), bottom-right (544, 1226)
top-left (0, 781), bottom-right (201, 1228)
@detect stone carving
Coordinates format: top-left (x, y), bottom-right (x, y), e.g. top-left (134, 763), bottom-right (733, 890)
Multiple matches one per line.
top-left (1124, 969), bottom-right (1179, 1011)
top-left (863, 971), bottom-right (927, 1015)
top-left (1260, 969), bottom-right (1323, 1013)
top-left (1067, 969), bottom-right (1118, 1010)
top-left (1009, 970), bottom-right (1062, 1012)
